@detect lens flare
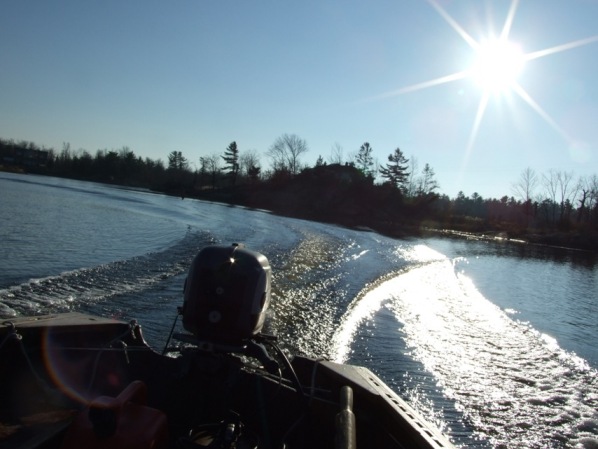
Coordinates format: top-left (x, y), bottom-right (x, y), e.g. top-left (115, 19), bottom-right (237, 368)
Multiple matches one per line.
top-left (42, 328), bottom-right (126, 404)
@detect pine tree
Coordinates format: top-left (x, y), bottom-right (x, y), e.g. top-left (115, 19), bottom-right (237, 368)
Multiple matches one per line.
top-left (355, 142), bottom-right (374, 179)
top-left (379, 147), bottom-right (409, 192)
top-left (222, 141), bottom-right (240, 187)
top-left (167, 151), bottom-right (188, 171)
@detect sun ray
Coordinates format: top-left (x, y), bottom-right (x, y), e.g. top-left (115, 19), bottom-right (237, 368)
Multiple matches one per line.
top-left (511, 83), bottom-right (571, 141)
top-left (467, 94), bottom-right (490, 157)
top-left (459, 93), bottom-right (490, 185)
top-left (366, 71), bottom-right (469, 101)
top-left (427, 0), bottom-right (479, 50)
top-left (499, 0), bottom-right (519, 41)
top-left (525, 35), bottom-right (598, 61)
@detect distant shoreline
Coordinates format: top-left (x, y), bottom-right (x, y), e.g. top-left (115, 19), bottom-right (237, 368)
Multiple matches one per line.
top-left (420, 228), bottom-right (598, 254)
top-left (3, 168), bottom-right (597, 253)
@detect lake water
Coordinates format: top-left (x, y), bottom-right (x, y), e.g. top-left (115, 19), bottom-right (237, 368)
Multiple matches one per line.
top-left (1, 172), bottom-right (596, 449)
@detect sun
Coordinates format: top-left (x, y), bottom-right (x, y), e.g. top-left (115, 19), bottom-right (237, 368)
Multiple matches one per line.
top-left (368, 0), bottom-right (598, 155)
top-left (470, 38), bottom-right (525, 93)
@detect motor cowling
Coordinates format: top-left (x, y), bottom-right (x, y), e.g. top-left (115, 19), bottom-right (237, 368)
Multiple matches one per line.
top-left (182, 243), bottom-right (271, 344)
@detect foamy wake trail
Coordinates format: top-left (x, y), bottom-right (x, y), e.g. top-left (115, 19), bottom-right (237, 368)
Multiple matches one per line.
top-left (334, 252), bottom-right (598, 448)
top-left (0, 231), bottom-right (214, 319)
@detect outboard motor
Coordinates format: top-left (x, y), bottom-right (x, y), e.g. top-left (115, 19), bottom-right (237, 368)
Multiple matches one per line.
top-left (181, 243), bottom-right (271, 345)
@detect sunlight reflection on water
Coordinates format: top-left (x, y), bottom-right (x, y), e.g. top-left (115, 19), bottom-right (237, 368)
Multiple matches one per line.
top-left (332, 252), bottom-right (598, 448)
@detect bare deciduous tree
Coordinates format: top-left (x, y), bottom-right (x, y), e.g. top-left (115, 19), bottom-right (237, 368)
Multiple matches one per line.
top-left (557, 171), bottom-right (576, 222)
top-left (512, 167), bottom-right (538, 203)
top-left (406, 156), bottom-right (419, 197)
top-left (239, 150), bottom-right (261, 177)
top-left (513, 167), bottom-right (538, 226)
top-left (199, 153), bottom-right (221, 190)
top-left (267, 133), bottom-right (308, 175)
top-left (328, 142), bottom-right (344, 165)
top-left (576, 176), bottom-right (593, 223)
top-left (542, 169), bottom-right (559, 223)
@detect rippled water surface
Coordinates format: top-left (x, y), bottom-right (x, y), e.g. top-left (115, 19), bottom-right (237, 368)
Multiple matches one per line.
top-left (1, 172), bottom-right (597, 448)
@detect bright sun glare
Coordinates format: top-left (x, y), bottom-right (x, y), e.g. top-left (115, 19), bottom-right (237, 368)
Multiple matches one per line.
top-left (371, 0), bottom-right (598, 157)
top-left (470, 39), bottom-right (525, 92)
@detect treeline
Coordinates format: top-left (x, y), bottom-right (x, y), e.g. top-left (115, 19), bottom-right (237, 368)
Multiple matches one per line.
top-left (434, 168), bottom-right (598, 234)
top-left (1, 136), bottom-right (597, 249)
top-left (0, 139), bottom-right (166, 189)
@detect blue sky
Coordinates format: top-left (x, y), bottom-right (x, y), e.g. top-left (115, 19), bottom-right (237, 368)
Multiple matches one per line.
top-left (1, 0), bottom-right (597, 199)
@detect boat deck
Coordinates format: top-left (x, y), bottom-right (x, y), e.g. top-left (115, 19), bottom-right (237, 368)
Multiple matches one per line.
top-left (0, 313), bottom-right (456, 449)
